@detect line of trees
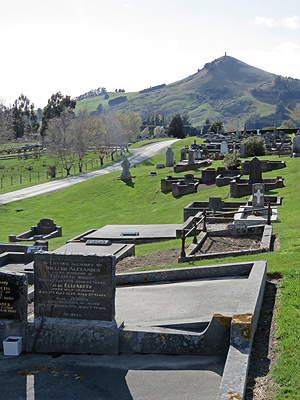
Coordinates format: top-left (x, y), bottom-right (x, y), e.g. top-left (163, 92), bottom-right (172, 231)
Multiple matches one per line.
top-left (45, 108), bottom-right (141, 176)
top-left (0, 91), bottom-right (142, 177)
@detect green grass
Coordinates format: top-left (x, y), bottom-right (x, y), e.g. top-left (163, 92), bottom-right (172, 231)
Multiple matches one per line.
top-left (129, 138), bottom-right (172, 149)
top-left (74, 56), bottom-right (282, 128)
top-left (0, 151), bottom-right (129, 194)
top-left (0, 139), bottom-right (299, 398)
top-left (75, 91), bottom-right (139, 114)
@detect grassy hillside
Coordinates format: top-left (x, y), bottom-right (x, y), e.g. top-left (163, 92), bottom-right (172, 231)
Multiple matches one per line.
top-left (76, 56), bottom-right (281, 129)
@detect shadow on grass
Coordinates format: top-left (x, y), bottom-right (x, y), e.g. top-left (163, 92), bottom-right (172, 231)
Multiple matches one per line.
top-left (266, 189), bottom-right (279, 195)
top-left (121, 179), bottom-right (135, 188)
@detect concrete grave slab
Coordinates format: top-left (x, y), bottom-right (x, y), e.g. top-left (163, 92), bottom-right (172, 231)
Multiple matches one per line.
top-left (234, 206), bottom-right (277, 226)
top-left (81, 224), bottom-right (183, 244)
top-left (55, 241), bottom-right (135, 261)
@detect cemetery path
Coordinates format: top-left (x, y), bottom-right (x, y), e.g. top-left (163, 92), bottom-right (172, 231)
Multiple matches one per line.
top-left (0, 139), bottom-right (179, 205)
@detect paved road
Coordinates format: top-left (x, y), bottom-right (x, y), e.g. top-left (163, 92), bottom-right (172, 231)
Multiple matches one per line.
top-left (0, 139), bottom-right (179, 205)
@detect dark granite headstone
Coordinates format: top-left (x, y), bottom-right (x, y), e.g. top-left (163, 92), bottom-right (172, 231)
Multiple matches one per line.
top-left (249, 157), bottom-right (263, 184)
top-left (0, 271), bottom-right (27, 321)
top-left (209, 197), bottom-right (223, 211)
top-left (34, 252), bottom-right (116, 321)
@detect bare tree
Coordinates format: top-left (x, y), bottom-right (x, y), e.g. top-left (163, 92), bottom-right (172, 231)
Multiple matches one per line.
top-left (45, 109), bottom-right (75, 176)
top-left (0, 101), bottom-right (14, 144)
top-left (90, 115), bottom-right (109, 166)
top-left (70, 109), bottom-right (92, 173)
top-left (117, 112), bottom-right (141, 144)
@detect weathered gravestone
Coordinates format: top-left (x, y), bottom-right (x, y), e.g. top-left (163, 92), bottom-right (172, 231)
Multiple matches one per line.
top-left (249, 157), bottom-right (263, 185)
top-left (0, 271), bottom-right (27, 321)
top-left (180, 148), bottom-right (187, 161)
top-left (34, 253), bottom-right (115, 321)
top-left (165, 147), bottom-right (174, 167)
top-left (220, 141), bottom-right (229, 156)
top-left (120, 156), bottom-right (132, 180)
top-left (188, 149), bottom-right (194, 164)
top-left (209, 197), bottom-right (223, 212)
top-left (252, 183), bottom-right (265, 207)
top-left (30, 252), bottom-right (118, 354)
top-left (240, 143), bottom-right (247, 158)
top-left (293, 135), bottom-right (300, 154)
top-left (0, 271), bottom-right (28, 346)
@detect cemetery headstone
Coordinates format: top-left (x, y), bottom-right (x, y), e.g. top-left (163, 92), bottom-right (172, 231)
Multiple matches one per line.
top-left (292, 135), bottom-right (300, 154)
top-left (240, 143), bottom-right (247, 158)
top-left (120, 156), bottom-right (132, 180)
top-left (165, 147), bottom-right (174, 167)
top-left (249, 157), bottom-right (263, 184)
top-left (196, 149), bottom-right (202, 160)
top-left (0, 271), bottom-right (27, 321)
top-left (209, 197), bottom-right (223, 212)
top-left (252, 183), bottom-right (265, 207)
top-left (34, 252), bottom-right (116, 321)
top-left (220, 141), bottom-right (229, 156)
top-left (188, 149), bottom-right (194, 164)
top-left (180, 148), bottom-right (187, 161)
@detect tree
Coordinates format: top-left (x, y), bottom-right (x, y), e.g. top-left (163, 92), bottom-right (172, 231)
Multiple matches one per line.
top-left (209, 120), bottom-right (223, 134)
top-left (223, 151), bottom-right (241, 170)
top-left (117, 112), bottom-right (141, 144)
top-left (153, 126), bottom-right (166, 138)
top-left (241, 137), bottom-right (266, 157)
top-left (0, 102), bottom-right (13, 144)
top-left (168, 114), bottom-right (185, 138)
top-left (90, 115), bottom-right (109, 166)
top-left (202, 118), bottom-right (211, 135)
top-left (40, 92), bottom-right (76, 137)
top-left (140, 127), bottom-right (150, 138)
top-left (45, 109), bottom-right (76, 176)
top-left (70, 109), bottom-right (92, 173)
top-left (280, 120), bottom-right (297, 129)
top-left (11, 94), bottom-right (39, 138)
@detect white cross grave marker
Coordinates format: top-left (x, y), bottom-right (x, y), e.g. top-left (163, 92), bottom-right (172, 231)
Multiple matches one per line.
top-left (254, 189), bottom-right (263, 203)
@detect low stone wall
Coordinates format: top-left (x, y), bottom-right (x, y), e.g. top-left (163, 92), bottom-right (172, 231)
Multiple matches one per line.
top-left (241, 159), bottom-right (286, 175)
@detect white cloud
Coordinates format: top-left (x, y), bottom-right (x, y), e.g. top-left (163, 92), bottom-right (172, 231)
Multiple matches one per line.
top-left (277, 41), bottom-right (300, 51)
top-left (281, 16), bottom-right (299, 29)
top-left (123, 2), bottom-right (132, 7)
top-left (253, 16), bottom-right (275, 27)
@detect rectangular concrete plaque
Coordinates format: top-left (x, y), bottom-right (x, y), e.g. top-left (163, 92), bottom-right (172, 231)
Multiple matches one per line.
top-left (0, 271), bottom-right (27, 321)
top-left (34, 252), bottom-right (116, 321)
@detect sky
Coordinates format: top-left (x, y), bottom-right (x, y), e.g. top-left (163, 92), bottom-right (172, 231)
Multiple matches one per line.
top-left (0, 0), bottom-right (300, 109)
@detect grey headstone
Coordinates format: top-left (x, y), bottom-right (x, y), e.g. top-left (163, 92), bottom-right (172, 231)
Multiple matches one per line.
top-left (209, 197), bottom-right (223, 211)
top-left (240, 143), bottom-right (247, 158)
top-left (165, 147), bottom-right (174, 167)
top-left (34, 252), bottom-right (116, 321)
top-left (293, 135), bottom-right (300, 154)
top-left (249, 157), bottom-right (263, 184)
top-left (188, 149), bottom-right (194, 164)
top-left (121, 156), bottom-right (132, 180)
top-left (220, 141), bottom-right (229, 156)
top-left (180, 148), bottom-right (187, 161)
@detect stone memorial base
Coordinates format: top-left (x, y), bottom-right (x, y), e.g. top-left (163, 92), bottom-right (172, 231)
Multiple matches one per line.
top-left (234, 206), bottom-right (277, 226)
top-left (26, 317), bottom-right (119, 355)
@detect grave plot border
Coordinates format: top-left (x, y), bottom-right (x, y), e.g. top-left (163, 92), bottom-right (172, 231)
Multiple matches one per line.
top-left (178, 225), bottom-right (273, 263)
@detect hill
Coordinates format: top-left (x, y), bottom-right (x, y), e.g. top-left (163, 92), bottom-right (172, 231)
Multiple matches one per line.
top-left (76, 55), bottom-right (300, 129)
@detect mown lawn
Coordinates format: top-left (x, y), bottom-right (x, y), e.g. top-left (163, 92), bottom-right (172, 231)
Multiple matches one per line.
top-left (0, 138), bottom-right (299, 398)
